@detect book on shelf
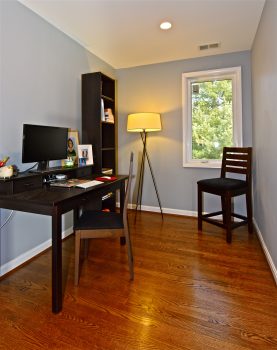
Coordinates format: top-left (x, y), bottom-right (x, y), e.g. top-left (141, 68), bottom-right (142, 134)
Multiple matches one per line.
top-left (101, 99), bottom-right (105, 121)
top-left (104, 108), bottom-right (114, 123)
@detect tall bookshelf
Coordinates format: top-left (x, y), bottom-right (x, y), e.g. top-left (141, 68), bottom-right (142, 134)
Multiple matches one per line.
top-left (81, 72), bottom-right (116, 175)
top-left (81, 72), bottom-right (116, 210)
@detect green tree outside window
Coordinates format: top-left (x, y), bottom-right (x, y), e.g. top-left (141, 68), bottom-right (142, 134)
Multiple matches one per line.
top-left (191, 79), bottom-right (233, 160)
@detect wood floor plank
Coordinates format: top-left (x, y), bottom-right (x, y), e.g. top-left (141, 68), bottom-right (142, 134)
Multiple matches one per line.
top-left (1, 211), bottom-right (277, 349)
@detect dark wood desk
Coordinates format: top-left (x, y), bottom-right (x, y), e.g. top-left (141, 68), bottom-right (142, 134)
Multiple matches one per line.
top-left (0, 175), bottom-right (128, 313)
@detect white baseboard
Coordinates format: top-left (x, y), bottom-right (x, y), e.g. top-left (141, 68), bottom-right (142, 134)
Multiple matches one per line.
top-left (0, 227), bottom-right (73, 277)
top-left (253, 219), bottom-right (277, 285)
top-left (126, 203), bottom-right (226, 220)
top-left (127, 203), bottom-right (197, 217)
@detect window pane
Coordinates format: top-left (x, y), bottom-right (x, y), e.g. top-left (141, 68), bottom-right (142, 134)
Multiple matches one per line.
top-left (191, 79), bottom-right (233, 160)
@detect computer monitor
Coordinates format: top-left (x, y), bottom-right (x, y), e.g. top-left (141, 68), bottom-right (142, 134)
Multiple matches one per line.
top-left (22, 124), bottom-right (68, 172)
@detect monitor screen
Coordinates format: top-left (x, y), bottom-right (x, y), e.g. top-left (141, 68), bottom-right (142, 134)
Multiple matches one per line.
top-left (22, 124), bottom-right (68, 171)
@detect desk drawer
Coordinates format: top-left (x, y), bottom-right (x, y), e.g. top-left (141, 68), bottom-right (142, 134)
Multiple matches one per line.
top-left (0, 181), bottom-right (13, 195)
top-left (13, 176), bottom-right (42, 193)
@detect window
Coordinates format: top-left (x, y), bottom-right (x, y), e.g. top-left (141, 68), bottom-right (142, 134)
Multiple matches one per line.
top-left (182, 67), bottom-right (242, 168)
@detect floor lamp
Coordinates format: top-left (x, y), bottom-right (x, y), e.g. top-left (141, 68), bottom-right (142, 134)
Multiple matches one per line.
top-left (127, 112), bottom-right (163, 218)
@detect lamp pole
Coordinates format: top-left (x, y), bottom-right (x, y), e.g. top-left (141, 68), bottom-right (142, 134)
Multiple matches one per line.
top-left (135, 130), bottom-right (163, 219)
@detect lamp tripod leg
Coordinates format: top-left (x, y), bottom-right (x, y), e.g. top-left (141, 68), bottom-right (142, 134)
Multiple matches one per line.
top-left (139, 134), bottom-right (147, 210)
top-left (135, 132), bottom-right (147, 218)
top-left (140, 133), bottom-right (163, 219)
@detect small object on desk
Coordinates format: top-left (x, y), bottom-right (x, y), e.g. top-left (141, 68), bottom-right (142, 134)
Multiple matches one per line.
top-left (76, 180), bottom-right (103, 189)
top-left (79, 157), bottom-right (86, 166)
top-left (44, 174), bottom-right (57, 183)
top-left (56, 174), bottom-right (67, 180)
top-left (0, 156), bottom-right (14, 178)
top-left (63, 158), bottom-right (74, 168)
top-left (95, 176), bottom-right (117, 182)
top-left (12, 165), bottom-right (19, 177)
top-left (50, 180), bottom-right (75, 188)
top-left (0, 156), bottom-right (9, 168)
top-left (0, 165), bottom-right (13, 178)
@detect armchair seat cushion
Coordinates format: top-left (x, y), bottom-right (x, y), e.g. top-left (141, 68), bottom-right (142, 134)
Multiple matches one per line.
top-left (197, 178), bottom-right (247, 191)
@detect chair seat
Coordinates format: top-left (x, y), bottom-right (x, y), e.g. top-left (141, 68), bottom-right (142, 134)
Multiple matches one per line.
top-left (74, 211), bottom-right (124, 230)
top-left (197, 178), bottom-right (247, 191)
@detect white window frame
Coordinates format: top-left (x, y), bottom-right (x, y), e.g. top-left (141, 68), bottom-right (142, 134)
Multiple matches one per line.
top-left (182, 66), bottom-right (242, 168)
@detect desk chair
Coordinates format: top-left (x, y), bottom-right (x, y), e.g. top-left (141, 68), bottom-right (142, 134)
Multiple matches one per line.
top-left (197, 147), bottom-right (253, 243)
top-left (74, 152), bottom-right (134, 285)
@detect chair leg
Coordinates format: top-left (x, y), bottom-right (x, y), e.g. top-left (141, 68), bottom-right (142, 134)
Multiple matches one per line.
top-left (124, 224), bottom-right (134, 281)
top-left (246, 191), bottom-right (253, 233)
top-left (120, 236), bottom-right (126, 245)
top-left (225, 195), bottom-right (232, 244)
top-left (198, 187), bottom-right (203, 231)
top-left (221, 196), bottom-right (226, 225)
top-left (74, 231), bottom-right (81, 286)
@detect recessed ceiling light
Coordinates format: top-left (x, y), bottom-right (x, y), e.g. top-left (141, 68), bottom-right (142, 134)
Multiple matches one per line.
top-left (160, 21), bottom-right (172, 30)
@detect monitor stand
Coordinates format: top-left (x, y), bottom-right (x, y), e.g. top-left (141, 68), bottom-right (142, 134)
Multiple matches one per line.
top-left (30, 161), bottom-right (49, 173)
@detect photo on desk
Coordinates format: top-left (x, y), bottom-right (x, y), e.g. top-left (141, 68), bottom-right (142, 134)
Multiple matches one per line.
top-left (62, 129), bottom-right (79, 166)
top-left (77, 144), bottom-right (93, 165)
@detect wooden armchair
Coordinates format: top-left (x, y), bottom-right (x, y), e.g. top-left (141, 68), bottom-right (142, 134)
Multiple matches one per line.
top-left (197, 147), bottom-right (253, 243)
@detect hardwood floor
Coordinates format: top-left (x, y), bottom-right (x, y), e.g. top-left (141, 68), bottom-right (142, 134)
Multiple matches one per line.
top-left (1, 211), bottom-right (277, 349)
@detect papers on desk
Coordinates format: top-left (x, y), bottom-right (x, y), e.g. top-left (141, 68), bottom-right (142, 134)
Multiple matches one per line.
top-left (75, 180), bottom-right (104, 189)
top-left (50, 179), bottom-right (103, 188)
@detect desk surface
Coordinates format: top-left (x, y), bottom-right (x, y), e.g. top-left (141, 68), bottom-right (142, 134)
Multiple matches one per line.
top-left (0, 175), bottom-right (127, 214)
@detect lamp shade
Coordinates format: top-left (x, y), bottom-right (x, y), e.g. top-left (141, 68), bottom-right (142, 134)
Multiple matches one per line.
top-left (127, 113), bottom-right (162, 132)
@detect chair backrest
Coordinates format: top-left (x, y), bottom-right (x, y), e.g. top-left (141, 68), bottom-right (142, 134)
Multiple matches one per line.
top-left (123, 152), bottom-right (134, 220)
top-left (221, 147), bottom-right (252, 184)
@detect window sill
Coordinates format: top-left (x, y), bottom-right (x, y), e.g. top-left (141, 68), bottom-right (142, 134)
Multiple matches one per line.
top-left (183, 161), bottom-right (221, 169)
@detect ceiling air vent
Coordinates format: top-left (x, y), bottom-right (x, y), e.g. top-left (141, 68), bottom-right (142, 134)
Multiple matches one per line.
top-left (199, 44), bottom-right (209, 51)
top-left (199, 42), bottom-right (220, 50)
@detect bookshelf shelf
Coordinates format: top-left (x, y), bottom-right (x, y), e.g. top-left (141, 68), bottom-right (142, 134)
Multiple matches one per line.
top-left (82, 72), bottom-right (117, 211)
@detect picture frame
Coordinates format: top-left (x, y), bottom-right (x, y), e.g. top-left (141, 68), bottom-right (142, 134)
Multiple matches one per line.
top-left (77, 144), bottom-right (94, 165)
top-left (62, 129), bottom-right (79, 166)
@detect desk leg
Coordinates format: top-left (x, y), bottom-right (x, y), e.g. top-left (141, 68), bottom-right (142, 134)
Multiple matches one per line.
top-left (120, 180), bottom-right (126, 246)
top-left (52, 206), bottom-right (62, 313)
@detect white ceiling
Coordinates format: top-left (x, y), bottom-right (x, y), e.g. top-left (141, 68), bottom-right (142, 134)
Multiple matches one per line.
top-left (19, 0), bottom-right (265, 69)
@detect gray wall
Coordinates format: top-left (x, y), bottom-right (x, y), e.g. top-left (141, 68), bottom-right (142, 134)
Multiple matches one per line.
top-left (0, 0), bottom-right (115, 271)
top-left (117, 52), bottom-right (252, 213)
top-left (252, 0), bottom-right (277, 268)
